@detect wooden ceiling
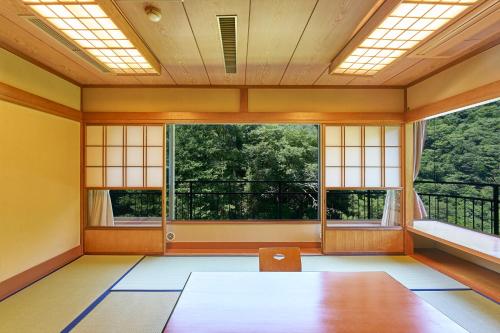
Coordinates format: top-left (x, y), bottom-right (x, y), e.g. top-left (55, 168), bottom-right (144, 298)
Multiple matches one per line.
top-left (0, 0), bottom-right (499, 87)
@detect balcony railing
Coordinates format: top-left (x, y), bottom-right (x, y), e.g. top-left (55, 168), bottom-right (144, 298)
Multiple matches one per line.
top-left (326, 190), bottom-right (387, 221)
top-left (110, 190), bottom-right (162, 218)
top-left (414, 181), bottom-right (499, 236)
top-left (175, 180), bottom-right (318, 220)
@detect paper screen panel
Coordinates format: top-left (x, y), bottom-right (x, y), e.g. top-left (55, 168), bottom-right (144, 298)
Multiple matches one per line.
top-left (106, 147), bottom-right (123, 166)
top-left (365, 147), bottom-right (381, 167)
top-left (325, 147), bottom-right (341, 166)
top-left (385, 147), bottom-right (400, 167)
top-left (106, 167), bottom-right (123, 187)
top-left (146, 167), bottom-right (163, 187)
top-left (344, 126), bottom-right (361, 146)
top-left (106, 126), bottom-right (123, 146)
top-left (86, 126), bottom-right (103, 146)
top-left (365, 126), bottom-right (381, 146)
top-left (345, 167), bottom-right (361, 187)
top-left (86, 147), bottom-right (102, 166)
top-left (325, 167), bottom-right (341, 187)
top-left (385, 126), bottom-right (400, 146)
top-left (365, 168), bottom-right (382, 187)
top-left (345, 147), bottom-right (361, 166)
top-left (86, 167), bottom-right (103, 187)
top-left (126, 147), bottom-right (143, 167)
top-left (126, 126), bottom-right (143, 146)
top-left (126, 167), bottom-right (143, 187)
top-left (385, 167), bottom-right (400, 187)
top-left (325, 126), bottom-right (341, 146)
top-left (146, 147), bottom-right (163, 166)
top-left (146, 126), bottom-right (164, 146)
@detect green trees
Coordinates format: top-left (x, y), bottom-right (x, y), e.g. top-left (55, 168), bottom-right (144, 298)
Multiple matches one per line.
top-left (174, 124), bottom-right (319, 219)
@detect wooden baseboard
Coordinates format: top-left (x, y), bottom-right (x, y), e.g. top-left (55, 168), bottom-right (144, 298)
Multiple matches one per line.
top-left (0, 246), bottom-right (82, 301)
top-left (166, 242), bottom-right (321, 250)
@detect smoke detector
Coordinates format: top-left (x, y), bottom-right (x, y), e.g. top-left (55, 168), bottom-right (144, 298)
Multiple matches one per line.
top-left (145, 6), bottom-right (162, 23)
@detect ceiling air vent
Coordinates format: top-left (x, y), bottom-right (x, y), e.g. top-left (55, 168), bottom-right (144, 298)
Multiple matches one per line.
top-left (217, 15), bottom-right (237, 74)
top-left (22, 16), bottom-right (109, 73)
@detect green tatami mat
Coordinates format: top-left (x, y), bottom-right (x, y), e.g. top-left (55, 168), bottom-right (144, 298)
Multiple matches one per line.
top-left (415, 290), bottom-right (500, 333)
top-left (113, 256), bottom-right (258, 290)
top-left (73, 291), bottom-right (180, 333)
top-left (0, 255), bottom-right (141, 333)
top-left (302, 255), bottom-right (467, 289)
top-left (113, 255), bottom-right (466, 291)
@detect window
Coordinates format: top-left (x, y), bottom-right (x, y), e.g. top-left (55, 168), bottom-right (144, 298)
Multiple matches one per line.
top-left (325, 125), bottom-right (401, 188)
top-left (171, 124), bottom-right (319, 220)
top-left (85, 125), bottom-right (164, 188)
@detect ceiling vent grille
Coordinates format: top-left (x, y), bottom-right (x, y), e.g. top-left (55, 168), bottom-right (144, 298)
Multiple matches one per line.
top-left (22, 16), bottom-right (109, 73)
top-left (217, 15), bottom-right (237, 74)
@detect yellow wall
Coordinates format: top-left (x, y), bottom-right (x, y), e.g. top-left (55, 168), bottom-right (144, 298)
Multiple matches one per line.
top-left (167, 223), bottom-right (321, 243)
top-left (249, 89), bottom-right (404, 113)
top-left (83, 88), bottom-right (240, 113)
top-left (407, 44), bottom-right (500, 110)
top-left (0, 102), bottom-right (80, 282)
top-left (0, 48), bottom-right (81, 110)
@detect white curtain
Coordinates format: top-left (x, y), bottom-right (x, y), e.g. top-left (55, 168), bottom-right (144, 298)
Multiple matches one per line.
top-left (413, 120), bottom-right (428, 219)
top-left (381, 190), bottom-right (401, 226)
top-left (87, 190), bottom-right (114, 226)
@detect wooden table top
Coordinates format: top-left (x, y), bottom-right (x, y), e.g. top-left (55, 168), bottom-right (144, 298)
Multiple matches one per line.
top-left (164, 272), bottom-right (466, 333)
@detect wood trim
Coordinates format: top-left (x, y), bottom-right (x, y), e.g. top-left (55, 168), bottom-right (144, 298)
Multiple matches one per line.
top-left (405, 37), bottom-right (500, 88)
top-left (320, 124), bottom-right (326, 254)
top-left (84, 228), bottom-right (164, 254)
top-left (240, 88), bottom-right (248, 112)
top-left (328, 0), bottom-right (402, 74)
top-left (407, 226), bottom-right (500, 265)
top-left (83, 111), bottom-right (404, 124)
top-left (0, 246), bottom-right (82, 301)
top-left (0, 41), bottom-right (82, 87)
top-left (0, 82), bottom-right (82, 122)
top-left (405, 80), bottom-right (500, 122)
top-left (169, 220), bottom-right (321, 225)
top-left (166, 242), bottom-right (321, 249)
top-left (412, 249), bottom-right (500, 302)
top-left (81, 84), bottom-right (405, 89)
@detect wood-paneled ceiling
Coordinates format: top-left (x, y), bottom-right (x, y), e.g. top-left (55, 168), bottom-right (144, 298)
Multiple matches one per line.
top-left (1, 0), bottom-right (499, 87)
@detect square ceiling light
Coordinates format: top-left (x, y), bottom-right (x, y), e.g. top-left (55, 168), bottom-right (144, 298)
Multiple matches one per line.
top-left (22, 0), bottom-right (160, 75)
top-left (332, 0), bottom-right (479, 76)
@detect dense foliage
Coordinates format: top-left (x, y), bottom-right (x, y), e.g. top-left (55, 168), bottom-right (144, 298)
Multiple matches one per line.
top-left (173, 125), bottom-right (319, 219)
top-left (415, 101), bottom-right (499, 233)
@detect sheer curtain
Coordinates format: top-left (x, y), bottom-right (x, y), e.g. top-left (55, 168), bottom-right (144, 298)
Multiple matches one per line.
top-left (413, 120), bottom-right (428, 219)
top-left (87, 190), bottom-right (114, 226)
top-left (381, 190), bottom-right (400, 226)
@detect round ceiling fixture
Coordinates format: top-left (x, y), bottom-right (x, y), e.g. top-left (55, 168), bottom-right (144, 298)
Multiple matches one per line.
top-left (145, 6), bottom-right (162, 23)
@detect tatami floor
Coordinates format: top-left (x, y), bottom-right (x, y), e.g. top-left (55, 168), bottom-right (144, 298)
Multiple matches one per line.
top-left (0, 255), bottom-right (499, 333)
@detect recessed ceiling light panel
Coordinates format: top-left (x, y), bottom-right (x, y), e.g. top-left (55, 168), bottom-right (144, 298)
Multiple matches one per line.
top-left (332, 0), bottom-right (479, 76)
top-left (22, 0), bottom-right (160, 75)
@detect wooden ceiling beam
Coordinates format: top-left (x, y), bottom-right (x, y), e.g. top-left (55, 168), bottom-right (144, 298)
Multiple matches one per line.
top-left (328, 0), bottom-right (402, 75)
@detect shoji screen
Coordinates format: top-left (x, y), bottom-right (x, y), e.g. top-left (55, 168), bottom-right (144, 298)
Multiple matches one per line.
top-left (325, 125), bottom-right (401, 188)
top-left (85, 125), bottom-right (164, 188)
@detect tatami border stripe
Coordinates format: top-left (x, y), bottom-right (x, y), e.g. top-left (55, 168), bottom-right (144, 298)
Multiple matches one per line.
top-left (161, 272), bottom-right (192, 332)
top-left (61, 256), bottom-right (146, 333)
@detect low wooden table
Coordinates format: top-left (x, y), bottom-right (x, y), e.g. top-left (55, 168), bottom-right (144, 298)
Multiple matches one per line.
top-left (164, 272), bottom-right (466, 333)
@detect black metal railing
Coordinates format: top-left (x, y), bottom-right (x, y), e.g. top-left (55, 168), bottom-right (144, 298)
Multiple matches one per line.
top-left (175, 180), bottom-right (318, 220)
top-left (326, 190), bottom-right (387, 221)
top-left (110, 190), bottom-right (162, 218)
top-left (414, 181), bottom-right (499, 235)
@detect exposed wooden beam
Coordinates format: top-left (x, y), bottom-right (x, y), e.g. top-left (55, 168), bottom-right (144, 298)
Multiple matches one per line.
top-left (328, 0), bottom-right (402, 75)
top-left (240, 88), bottom-right (248, 112)
top-left (0, 82), bottom-right (82, 122)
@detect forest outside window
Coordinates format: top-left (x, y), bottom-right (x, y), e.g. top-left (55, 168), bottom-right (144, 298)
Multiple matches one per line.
top-left (171, 124), bottom-right (319, 220)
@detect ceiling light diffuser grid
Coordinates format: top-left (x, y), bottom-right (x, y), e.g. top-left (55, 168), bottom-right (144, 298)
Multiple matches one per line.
top-left (333, 0), bottom-right (478, 76)
top-left (22, 0), bottom-right (158, 74)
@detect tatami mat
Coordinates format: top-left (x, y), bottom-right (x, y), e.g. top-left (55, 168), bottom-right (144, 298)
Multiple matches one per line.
top-left (0, 255), bottom-right (141, 333)
top-left (415, 290), bottom-right (500, 333)
top-left (113, 255), bottom-right (467, 291)
top-left (72, 291), bottom-right (179, 333)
